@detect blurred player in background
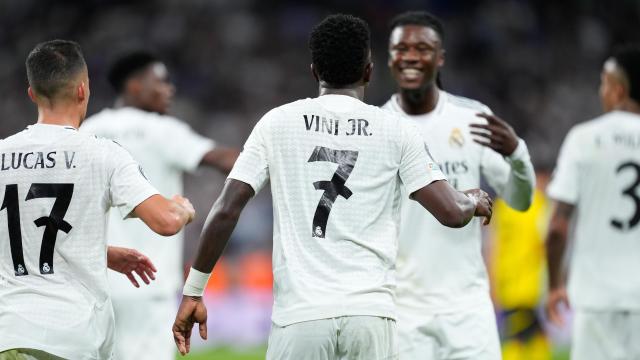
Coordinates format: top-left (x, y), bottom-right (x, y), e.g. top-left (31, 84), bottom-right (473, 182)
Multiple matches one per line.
top-left (0, 40), bottom-right (195, 360)
top-left (383, 11), bottom-right (536, 360)
top-left (172, 14), bottom-right (494, 359)
top-left (489, 171), bottom-right (552, 360)
top-left (80, 51), bottom-right (239, 360)
top-left (546, 45), bottom-right (640, 360)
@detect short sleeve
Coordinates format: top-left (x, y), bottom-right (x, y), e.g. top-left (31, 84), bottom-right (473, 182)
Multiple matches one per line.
top-left (227, 111), bottom-right (272, 194)
top-left (547, 127), bottom-right (582, 204)
top-left (157, 118), bottom-right (215, 172)
top-left (106, 141), bottom-right (160, 218)
top-left (399, 121), bottom-right (447, 196)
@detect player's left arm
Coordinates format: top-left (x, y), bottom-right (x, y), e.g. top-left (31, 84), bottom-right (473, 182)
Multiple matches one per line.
top-left (107, 246), bottom-right (157, 288)
top-left (470, 113), bottom-right (536, 211)
top-left (200, 146), bottom-right (240, 174)
top-left (545, 200), bottom-right (574, 326)
top-left (172, 179), bottom-right (253, 355)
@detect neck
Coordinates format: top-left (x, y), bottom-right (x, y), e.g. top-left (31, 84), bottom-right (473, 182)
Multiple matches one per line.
top-left (398, 84), bottom-right (439, 115)
top-left (615, 99), bottom-right (640, 115)
top-left (318, 82), bottom-right (365, 101)
top-left (36, 104), bottom-right (82, 128)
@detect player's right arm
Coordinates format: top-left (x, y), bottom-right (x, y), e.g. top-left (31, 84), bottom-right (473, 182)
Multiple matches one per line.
top-left (411, 182), bottom-right (493, 227)
top-left (132, 194), bottom-right (195, 236)
top-left (544, 126), bottom-right (582, 326)
top-left (105, 139), bottom-right (195, 236)
top-left (398, 121), bottom-right (493, 227)
top-left (173, 112), bottom-right (271, 355)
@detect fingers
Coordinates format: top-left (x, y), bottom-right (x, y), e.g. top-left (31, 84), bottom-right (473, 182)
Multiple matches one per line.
top-left (173, 328), bottom-right (188, 355)
top-left (126, 272), bottom-right (140, 288)
top-left (199, 320), bottom-right (208, 340)
top-left (134, 267), bottom-right (151, 285)
top-left (547, 301), bottom-right (564, 326)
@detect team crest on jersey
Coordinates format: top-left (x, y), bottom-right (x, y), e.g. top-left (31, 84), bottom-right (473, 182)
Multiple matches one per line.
top-left (313, 226), bottom-right (323, 237)
top-left (449, 128), bottom-right (465, 148)
top-left (17, 264), bottom-right (25, 275)
top-left (42, 262), bottom-right (51, 274)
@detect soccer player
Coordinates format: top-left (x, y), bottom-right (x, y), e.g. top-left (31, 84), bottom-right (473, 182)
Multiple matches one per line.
top-left (172, 14), bottom-right (493, 359)
top-left (0, 40), bottom-right (195, 360)
top-left (383, 11), bottom-right (536, 359)
top-left (80, 51), bottom-right (239, 360)
top-left (546, 46), bottom-right (640, 360)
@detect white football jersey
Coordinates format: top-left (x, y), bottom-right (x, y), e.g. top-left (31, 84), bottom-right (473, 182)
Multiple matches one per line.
top-left (548, 110), bottom-right (640, 310)
top-left (0, 124), bottom-right (158, 359)
top-left (228, 94), bottom-right (445, 326)
top-left (81, 107), bottom-right (214, 297)
top-left (383, 91), bottom-right (535, 314)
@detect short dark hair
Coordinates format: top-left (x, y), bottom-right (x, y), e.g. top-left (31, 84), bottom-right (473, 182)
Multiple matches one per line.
top-left (309, 14), bottom-right (371, 87)
top-left (389, 11), bottom-right (445, 43)
top-left (108, 51), bottom-right (158, 93)
top-left (26, 40), bottom-right (86, 100)
top-left (612, 44), bottom-right (640, 103)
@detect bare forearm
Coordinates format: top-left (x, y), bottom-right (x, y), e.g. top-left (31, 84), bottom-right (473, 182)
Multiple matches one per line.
top-left (201, 147), bottom-right (240, 174)
top-left (546, 227), bottom-right (567, 290)
top-left (546, 201), bottom-right (574, 289)
top-left (191, 205), bottom-right (239, 272)
top-left (191, 179), bottom-right (253, 273)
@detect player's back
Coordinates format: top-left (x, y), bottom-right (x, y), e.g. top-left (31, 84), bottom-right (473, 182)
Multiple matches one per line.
top-left (229, 94), bottom-right (442, 326)
top-left (549, 111), bottom-right (640, 309)
top-left (0, 124), bottom-right (146, 359)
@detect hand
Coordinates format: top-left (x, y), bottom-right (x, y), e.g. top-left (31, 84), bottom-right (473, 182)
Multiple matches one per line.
top-left (172, 195), bottom-right (196, 224)
top-left (470, 113), bottom-right (519, 156)
top-left (173, 295), bottom-right (208, 355)
top-left (107, 246), bottom-right (157, 288)
top-left (464, 189), bottom-right (493, 225)
top-left (546, 287), bottom-right (570, 327)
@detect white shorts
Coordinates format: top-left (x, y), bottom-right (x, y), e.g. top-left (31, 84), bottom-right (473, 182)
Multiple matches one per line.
top-left (572, 310), bottom-right (640, 360)
top-left (267, 316), bottom-right (397, 360)
top-left (110, 295), bottom-right (176, 360)
top-left (0, 349), bottom-right (65, 360)
top-left (398, 301), bottom-right (501, 360)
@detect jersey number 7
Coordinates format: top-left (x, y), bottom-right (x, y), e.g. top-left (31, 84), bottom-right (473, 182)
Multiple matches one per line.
top-left (1, 184), bottom-right (74, 276)
top-left (308, 146), bottom-right (358, 238)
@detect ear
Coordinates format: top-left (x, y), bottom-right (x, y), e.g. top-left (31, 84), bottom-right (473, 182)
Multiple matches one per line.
top-left (438, 48), bottom-right (446, 68)
top-left (363, 62), bottom-right (373, 84)
top-left (77, 82), bottom-right (87, 102)
top-left (310, 64), bottom-right (319, 83)
top-left (27, 87), bottom-right (37, 103)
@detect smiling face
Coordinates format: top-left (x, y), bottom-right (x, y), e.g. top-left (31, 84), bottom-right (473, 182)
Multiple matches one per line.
top-left (388, 25), bottom-right (444, 91)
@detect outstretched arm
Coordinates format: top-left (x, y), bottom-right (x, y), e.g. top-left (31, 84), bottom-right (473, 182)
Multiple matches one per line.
top-left (132, 194), bottom-right (195, 236)
top-left (173, 179), bottom-right (254, 355)
top-left (411, 180), bottom-right (493, 227)
top-left (545, 200), bottom-right (574, 326)
top-left (200, 147), bottom-right (241, 174)
top-left (471, 113), bottom-right (535, 211)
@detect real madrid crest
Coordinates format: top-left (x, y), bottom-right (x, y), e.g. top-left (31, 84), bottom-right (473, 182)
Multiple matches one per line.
top-left (449, 128), bottom-right (465, 148)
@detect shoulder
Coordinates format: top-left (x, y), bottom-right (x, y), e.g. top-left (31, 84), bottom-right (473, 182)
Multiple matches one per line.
top-left (566, 113), bottom-right (612, 138)
top-left (444, 92), bottom-right (492, 114)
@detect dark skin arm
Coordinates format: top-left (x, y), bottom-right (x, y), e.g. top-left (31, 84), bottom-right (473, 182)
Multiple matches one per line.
top-left (545, 200), bottom-right (575, 326)
top-left (469, 113), bottom-right (519, 156)
top-left (200, 147), bottom-right (240, 174)
top-left (411, 180), bottom-right (493, 227)
top-left (173, 179), bottom-right (253, 355)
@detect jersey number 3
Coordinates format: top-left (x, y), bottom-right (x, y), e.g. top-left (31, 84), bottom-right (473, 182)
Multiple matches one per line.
top-left (1, 184), bottom-right (74, 276)
top-left (308, 146), bottom-right (358, 238)
top-left (611, 162), bottom-right (640, 231)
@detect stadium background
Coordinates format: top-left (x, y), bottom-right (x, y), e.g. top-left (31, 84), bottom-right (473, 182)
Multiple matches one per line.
top-left (2, 0), bottom-right (639, 359)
